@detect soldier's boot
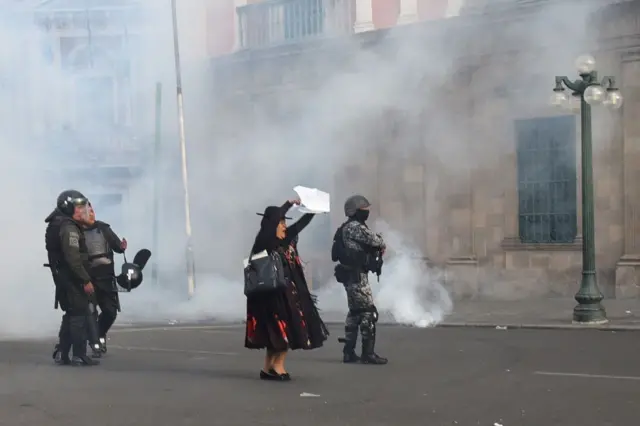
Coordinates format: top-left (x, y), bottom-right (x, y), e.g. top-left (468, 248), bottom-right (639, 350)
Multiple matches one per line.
top-left (70, 315), bottom-right (100, 367)
top-left (340, 324), bottom-right (361, 363)
top-left (361, 335), bottom-right (388, 365)
top-left (338, 337), bottom-right (360, 363)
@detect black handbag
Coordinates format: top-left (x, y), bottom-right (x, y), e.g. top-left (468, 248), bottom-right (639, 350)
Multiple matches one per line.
top-left (243, 249), bottom-right (286, 296)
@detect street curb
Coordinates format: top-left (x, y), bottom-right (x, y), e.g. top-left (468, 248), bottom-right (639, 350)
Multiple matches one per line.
top-left (321, 320), bottom-right (640, 331)
top-left (436, 322), bottom-right (640, 332)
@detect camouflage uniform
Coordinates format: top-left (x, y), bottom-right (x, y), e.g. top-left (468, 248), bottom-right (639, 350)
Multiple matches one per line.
top-left (340, 219), bottom-right (387, 364)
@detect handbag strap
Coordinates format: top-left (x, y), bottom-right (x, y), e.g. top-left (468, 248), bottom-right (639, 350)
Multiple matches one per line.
top-left (247, 233), bottom-right (259, 265)
top-left (248, 231), bottom-right (282, 266)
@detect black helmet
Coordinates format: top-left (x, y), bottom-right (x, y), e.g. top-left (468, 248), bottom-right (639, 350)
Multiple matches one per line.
top-left (56, 190), bottom-right (88, 217)
top-left (344, 194), bottom-right (371, 217)
top-left (117, 263), bottom-right (143, 290)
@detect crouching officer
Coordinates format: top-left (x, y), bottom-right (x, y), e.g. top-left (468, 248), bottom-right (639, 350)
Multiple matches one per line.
top-left (84, 202), bottom-right (127, 356)
top-left (332, 194), bottom-right (388, 365)
top-left (46, 190), bottom-right (99, 366)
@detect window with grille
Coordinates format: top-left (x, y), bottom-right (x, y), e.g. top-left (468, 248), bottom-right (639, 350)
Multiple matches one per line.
top-left (515, 115), bottom-right (577, 243)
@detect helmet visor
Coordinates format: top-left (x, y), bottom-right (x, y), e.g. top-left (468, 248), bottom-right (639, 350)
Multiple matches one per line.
top-left (72, 199), bottom-right (90, 221)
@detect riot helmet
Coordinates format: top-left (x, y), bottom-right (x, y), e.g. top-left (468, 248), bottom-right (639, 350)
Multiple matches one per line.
top-left (344, 194), bottom-right (371, 217)
top-left (56, 190), bottom-right (89, 217)
top-left (116, 249), bottom-right (151, 291)
top-left (117, 262), bottom-right (143, 290)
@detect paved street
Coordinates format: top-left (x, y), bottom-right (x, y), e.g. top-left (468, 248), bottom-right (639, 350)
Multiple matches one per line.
top-left (1, 325), bottom-right (639, 426)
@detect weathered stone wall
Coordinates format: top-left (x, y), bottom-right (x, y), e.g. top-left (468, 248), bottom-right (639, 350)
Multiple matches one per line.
top-left (200, 0), bottom-right (640, 299)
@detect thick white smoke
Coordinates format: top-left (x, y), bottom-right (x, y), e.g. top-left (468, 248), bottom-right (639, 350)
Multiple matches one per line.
top-left (372, 220), bottom-right (453, 327)
top-left (316, 220), bottom-right (453, 327)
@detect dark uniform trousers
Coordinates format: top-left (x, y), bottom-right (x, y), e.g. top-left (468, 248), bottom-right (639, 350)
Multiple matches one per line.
top-left (56, 280), bottom-right (91, 358)
top-left (94, 278), bottom-right (120, 338)
top-left (342, 271), bottom-right (378, 354)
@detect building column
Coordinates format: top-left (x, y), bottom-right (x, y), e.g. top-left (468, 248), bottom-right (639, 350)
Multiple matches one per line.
top-left (353, 0), bottom-right (374, 33)
top-left (441, 78), bottom-right (478, 300)
top-left (397, 0), bottom-right (419, 25)
top-left (444, 168), bottom-right (479, 300)
top-left (615, 51), bottom-right (640, 298)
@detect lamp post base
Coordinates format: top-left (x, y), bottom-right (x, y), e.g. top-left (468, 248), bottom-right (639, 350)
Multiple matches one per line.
top-left (572, 300), bottom-right (608, 324)
top-left (573, 305), bottom-right (609, 325)
top-left (572, 272), bottom-right (608, 324)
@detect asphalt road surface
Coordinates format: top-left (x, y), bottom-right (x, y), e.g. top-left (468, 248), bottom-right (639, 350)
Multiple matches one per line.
top-left (1, 324), bottom-right (639, 426)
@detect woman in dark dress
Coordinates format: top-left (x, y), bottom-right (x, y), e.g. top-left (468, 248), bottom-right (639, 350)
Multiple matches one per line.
top-left (245, 198), bottom-right (329, 381)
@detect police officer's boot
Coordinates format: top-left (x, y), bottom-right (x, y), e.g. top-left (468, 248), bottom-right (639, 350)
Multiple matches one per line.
top-left (70, 316), bottom-right (100, 366)
top-left (87, 304), bottom-right (102, 358)
top-left (53, 315), bottom-right (72, 365)
top-left (99, 336), bottom-right (108, 354)
top-left (361, 334), bottom-right (388, 365)
top-left (98, 310), bottom-right (117, 354)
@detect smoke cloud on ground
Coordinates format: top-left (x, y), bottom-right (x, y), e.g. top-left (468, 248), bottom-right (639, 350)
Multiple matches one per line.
top-left (0, 0), bottom-right (618, 338)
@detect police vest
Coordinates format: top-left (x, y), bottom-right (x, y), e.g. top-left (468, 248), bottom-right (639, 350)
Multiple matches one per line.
top-left (45, 215), bottom-right (88, 274)
top-left (84, 226), bottom-right (113, 268)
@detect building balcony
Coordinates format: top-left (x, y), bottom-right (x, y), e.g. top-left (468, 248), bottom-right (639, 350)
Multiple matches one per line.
top-left (236, 0), bottom-right (356, 49)
top-left (234, 0), bottom-right (461, 51)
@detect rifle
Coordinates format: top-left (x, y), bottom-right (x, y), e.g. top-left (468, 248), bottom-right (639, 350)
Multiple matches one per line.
top-left (371, 249), bottom-right (383, 282)
top-left (367, 234), bottom-right (384, 282)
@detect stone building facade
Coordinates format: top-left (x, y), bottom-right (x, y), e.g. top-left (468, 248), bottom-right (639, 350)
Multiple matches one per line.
top-left (204, 0), bottom-right (640, 299)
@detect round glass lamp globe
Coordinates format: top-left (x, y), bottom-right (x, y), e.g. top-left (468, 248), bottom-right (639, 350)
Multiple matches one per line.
top-left (603, 91), bottom-right (623, 110)
top-left (550, 91), bottom-right (568, 107)
top-left (575, 54), bottom-right (596, 74)
top-left (584, 85), bottom-right (605, 105)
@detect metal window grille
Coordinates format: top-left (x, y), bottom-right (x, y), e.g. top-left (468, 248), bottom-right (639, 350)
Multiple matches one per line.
top-left (237, 0), bottom-right (354, 49)
top-left (515, 115), bottom-right (577, 243)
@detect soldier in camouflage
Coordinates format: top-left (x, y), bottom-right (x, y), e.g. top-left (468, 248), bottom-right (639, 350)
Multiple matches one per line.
top-left (332, 194), bottom-right (388, 365)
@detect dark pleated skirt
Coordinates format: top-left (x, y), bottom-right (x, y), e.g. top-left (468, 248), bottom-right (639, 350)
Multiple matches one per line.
top-left (245, 278), bottom-right (329, 352)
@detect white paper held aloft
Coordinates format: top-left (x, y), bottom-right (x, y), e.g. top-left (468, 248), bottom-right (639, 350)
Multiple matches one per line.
top-left (293, 186), bottom-right (330, 214)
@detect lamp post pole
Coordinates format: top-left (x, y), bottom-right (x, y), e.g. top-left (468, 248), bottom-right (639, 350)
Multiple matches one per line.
top-left (170, 0), bottom-right (196, 298)
top-left (551, 54), bottom-right (623, 324)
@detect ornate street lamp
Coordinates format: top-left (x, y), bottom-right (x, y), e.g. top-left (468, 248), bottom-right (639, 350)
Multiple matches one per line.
top-left (551, 54), bottom-right (623, 324)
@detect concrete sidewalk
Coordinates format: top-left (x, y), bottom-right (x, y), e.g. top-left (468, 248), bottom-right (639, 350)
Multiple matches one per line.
top-left (437, 298), bottom-right (640, 331)
top-left (316, 298), bottom-right (640, 331)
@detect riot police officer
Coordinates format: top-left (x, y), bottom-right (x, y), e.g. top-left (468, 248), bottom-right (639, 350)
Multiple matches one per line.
top-left (84, 202), bottom-right (126, 355)
top-left (331, 194), bottom-right (388, 365)
top-left (46, 190), bottom-right (99, 366)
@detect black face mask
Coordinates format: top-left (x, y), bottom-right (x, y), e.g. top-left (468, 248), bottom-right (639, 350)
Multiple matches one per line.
top-left (354, 209), bottom-right (370, 222)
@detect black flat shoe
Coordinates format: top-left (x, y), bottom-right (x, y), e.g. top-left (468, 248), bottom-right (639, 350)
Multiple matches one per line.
top-left (260, 370), bottom-right (279, 380)
top-left (269, 368), bottom-right (291, 381)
